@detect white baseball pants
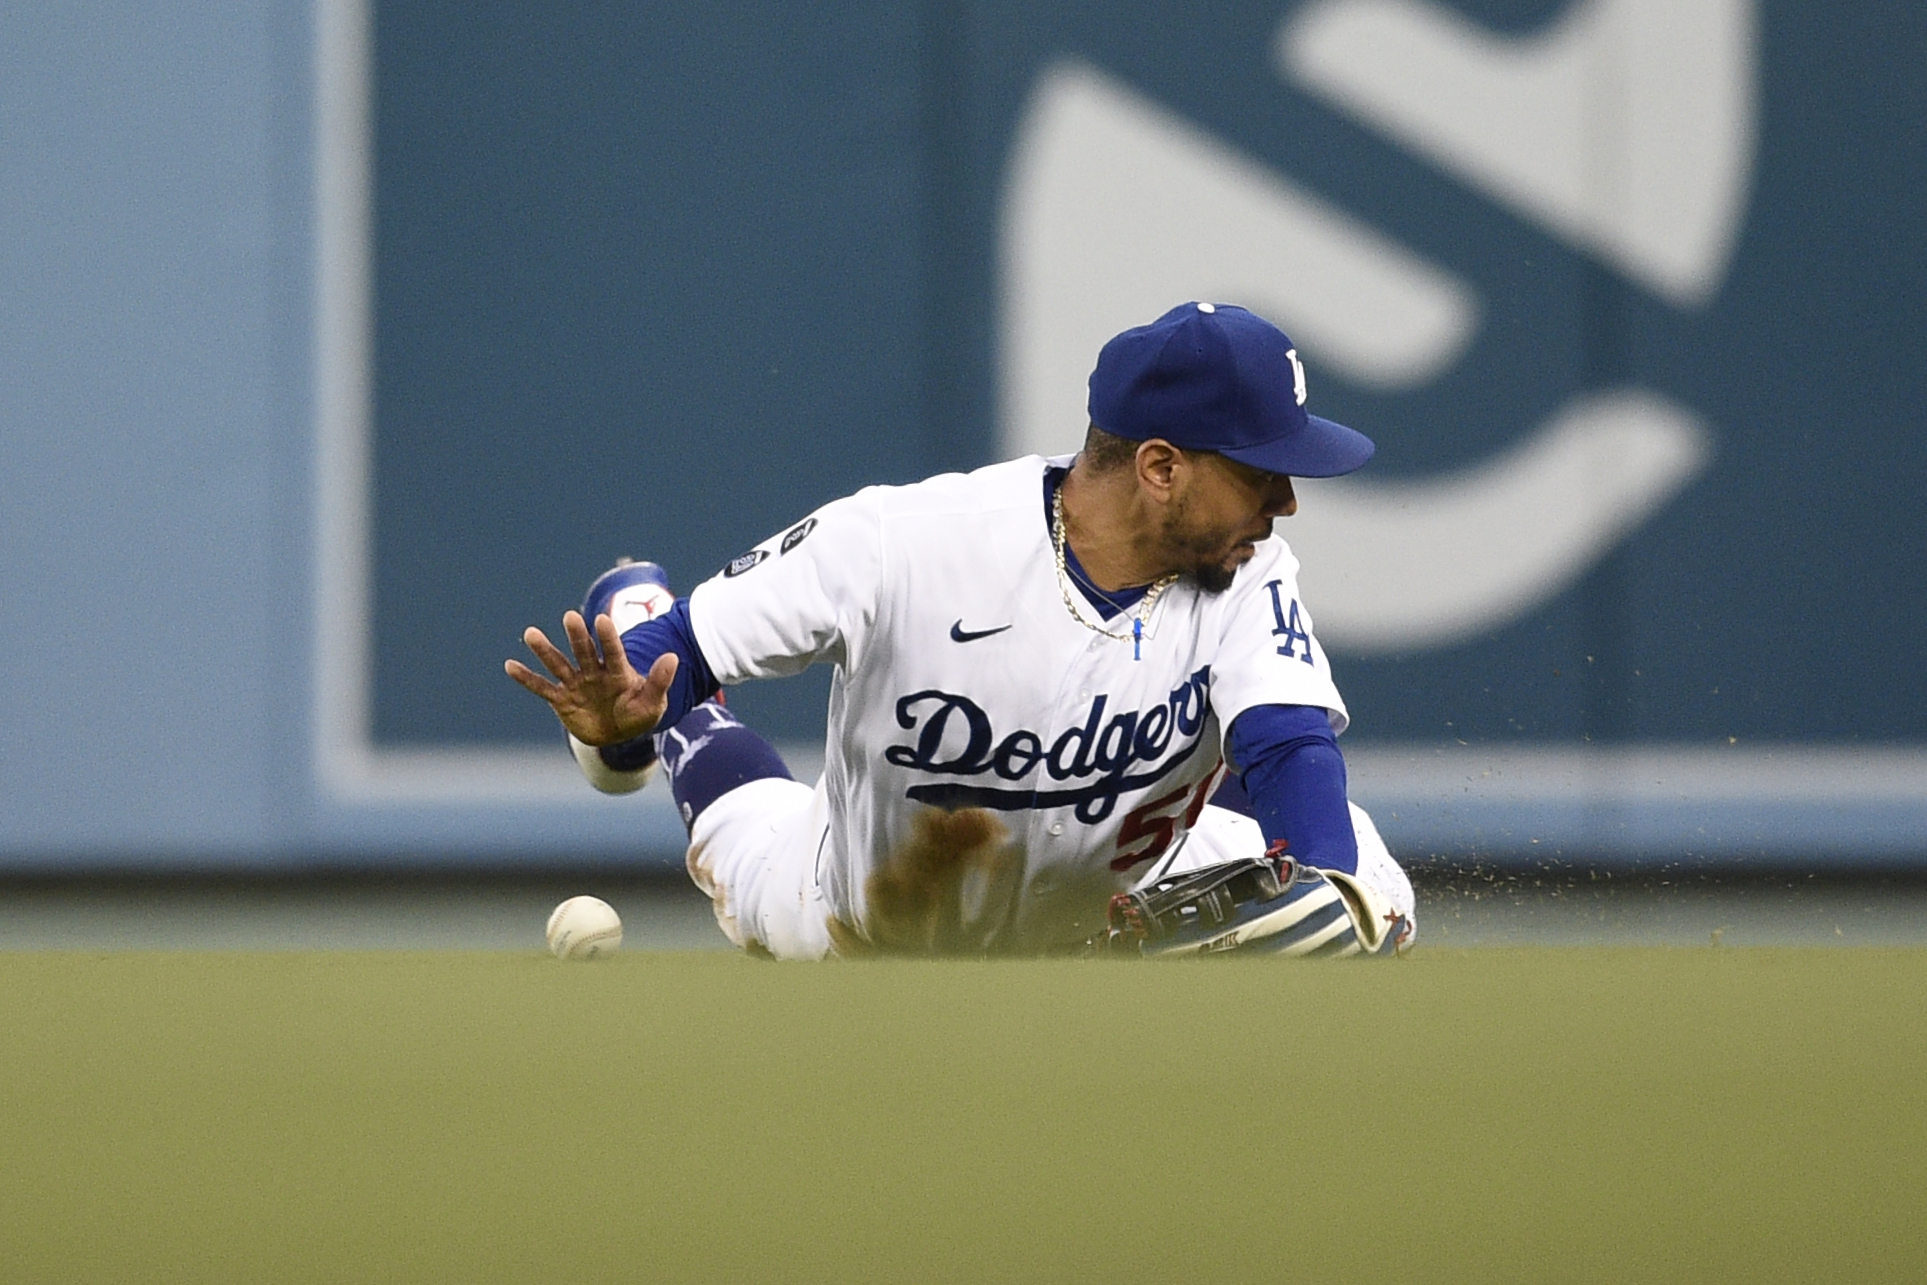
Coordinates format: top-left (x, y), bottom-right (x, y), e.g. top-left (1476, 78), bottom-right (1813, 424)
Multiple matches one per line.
top-left (684, 776), bottom-right (1415, 961)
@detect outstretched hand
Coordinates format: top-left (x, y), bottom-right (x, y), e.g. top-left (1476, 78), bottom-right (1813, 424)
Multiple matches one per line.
top-left (504, 610), bottom-right (679, 747)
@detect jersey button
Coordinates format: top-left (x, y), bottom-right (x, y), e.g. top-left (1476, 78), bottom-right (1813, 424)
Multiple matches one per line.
top-left (1048, 823), bottom-right (1064, 836)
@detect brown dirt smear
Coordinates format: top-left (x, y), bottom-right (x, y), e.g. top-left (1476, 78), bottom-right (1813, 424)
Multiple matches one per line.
top-left (830, 807), bottom-right (1024, 957)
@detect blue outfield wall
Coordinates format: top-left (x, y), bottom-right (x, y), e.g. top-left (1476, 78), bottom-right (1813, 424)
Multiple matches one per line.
top-left (0, 0), bottom-right (1921, 872)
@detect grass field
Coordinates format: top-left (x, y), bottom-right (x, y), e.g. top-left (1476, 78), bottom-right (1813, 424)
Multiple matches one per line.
top-left (4, 949), bottom-right (1924, 1283)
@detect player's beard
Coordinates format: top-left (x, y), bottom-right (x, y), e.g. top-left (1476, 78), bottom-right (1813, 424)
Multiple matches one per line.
top-left (1159, 499), bottom-right (1254, 595)
top-left (1186, 552), bottom-right (1241, 595)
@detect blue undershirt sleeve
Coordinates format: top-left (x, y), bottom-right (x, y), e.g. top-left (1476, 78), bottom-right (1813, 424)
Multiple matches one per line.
top-left (1224, 703), bottom-right (1359, 875)
top-left (617, 597), bottom-right (721, 734)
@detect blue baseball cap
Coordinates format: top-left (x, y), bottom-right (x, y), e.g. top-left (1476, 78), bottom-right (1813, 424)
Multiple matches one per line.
top-left (1087, 302), bottom-right (1375, 478)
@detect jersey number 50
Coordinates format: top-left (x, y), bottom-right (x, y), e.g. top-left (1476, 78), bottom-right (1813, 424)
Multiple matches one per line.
top-left (1109, 772), bottom-right (1220, 873)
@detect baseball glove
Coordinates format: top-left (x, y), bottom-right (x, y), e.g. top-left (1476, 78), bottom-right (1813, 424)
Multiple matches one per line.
top-left (1097, 849), bottom-right (1410, 958)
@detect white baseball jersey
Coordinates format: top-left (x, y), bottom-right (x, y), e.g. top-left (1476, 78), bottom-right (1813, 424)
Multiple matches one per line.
top-left (688, 454), bottom-right (1347, 949)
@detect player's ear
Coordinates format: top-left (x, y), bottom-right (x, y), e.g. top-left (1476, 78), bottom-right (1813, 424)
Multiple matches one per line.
top-left (1134, 439), bottom-right (1184, 502)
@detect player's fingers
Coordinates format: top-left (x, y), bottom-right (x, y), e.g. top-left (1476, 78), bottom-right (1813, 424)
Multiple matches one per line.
top-left (522, 626), bottom-right (577, 681)
top-left (503, 658), bottom-right (563, 702)
top-left (562, 610), bottom-right (601, 670)
top-left (642, 650), bottom-right (679, 699)
top-left (594, 614), bottom-right (635, 676)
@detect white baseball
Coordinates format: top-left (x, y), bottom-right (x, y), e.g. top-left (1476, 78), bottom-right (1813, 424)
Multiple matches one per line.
top-left (546, 895), bottom-right (623, 960)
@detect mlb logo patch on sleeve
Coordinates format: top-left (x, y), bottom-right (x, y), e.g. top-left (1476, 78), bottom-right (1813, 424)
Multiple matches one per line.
top-left (724, 549), bottom-right (768, 577)
top-left (780, 518), bottom-right (817, 554)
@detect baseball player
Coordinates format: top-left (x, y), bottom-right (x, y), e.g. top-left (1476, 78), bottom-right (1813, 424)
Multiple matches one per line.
top-left (507, 302), bottom-right (1416, 958)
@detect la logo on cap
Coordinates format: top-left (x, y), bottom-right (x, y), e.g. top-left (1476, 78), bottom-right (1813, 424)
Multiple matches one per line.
top-left (1286, 348), bottom-right (1307, 406)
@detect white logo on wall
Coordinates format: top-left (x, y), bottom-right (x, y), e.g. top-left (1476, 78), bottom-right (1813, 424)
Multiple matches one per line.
top-left (999, 0), bottom-right (1754, 651)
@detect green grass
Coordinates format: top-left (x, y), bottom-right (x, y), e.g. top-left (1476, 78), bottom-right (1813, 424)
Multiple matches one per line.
top-left (3, 949), bottom-right (1924, 1283)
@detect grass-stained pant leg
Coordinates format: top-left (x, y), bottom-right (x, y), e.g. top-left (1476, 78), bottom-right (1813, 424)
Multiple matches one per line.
top-left (684, 776), bottom-right (835, 960)
top-left (1163, 800), bottom-right (1416, 933)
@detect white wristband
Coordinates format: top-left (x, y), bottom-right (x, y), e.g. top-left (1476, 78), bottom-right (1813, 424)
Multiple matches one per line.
top-left (568, 733), bottom-right (657, 795)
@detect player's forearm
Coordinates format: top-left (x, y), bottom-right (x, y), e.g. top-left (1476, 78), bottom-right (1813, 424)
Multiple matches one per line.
top-left (1227, 704), bottom-right (1359, 875)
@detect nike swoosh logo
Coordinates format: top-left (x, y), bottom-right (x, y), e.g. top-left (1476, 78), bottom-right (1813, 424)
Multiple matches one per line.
top-left (950, 620), bottom-right (1013, 643)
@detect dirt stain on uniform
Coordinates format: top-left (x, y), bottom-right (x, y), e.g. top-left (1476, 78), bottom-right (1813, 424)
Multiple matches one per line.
top-left (829, 807), bottom-right (1023, 956)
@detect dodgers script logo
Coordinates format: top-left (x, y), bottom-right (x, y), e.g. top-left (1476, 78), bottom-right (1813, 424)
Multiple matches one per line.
top-left (885, 667), bottom-right (1212, 822)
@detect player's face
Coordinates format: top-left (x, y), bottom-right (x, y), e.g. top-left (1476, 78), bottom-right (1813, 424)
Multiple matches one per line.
top-left (1160, 452), bottom-right (1297, 593)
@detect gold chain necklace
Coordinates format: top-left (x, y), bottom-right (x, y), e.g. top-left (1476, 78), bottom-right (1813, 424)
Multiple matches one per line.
top-left (1051, 486), bottom-right (1178, 660)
